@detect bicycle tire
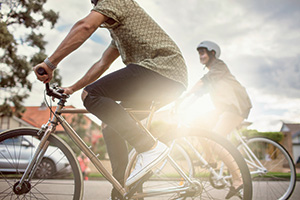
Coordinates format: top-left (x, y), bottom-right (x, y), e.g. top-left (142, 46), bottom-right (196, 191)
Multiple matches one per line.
top-left (171, 142), bottom-right (194, 178)
top-left (0, 128), bottom-right (83, 200)
top-left (126, 128), bottom-right (252, 200)
top-left (156, 141), bottom-right (194, 179)
top-left (238, 137), bottom-right (296, 200)
top-left (125, 139), bottom-right (195, 199)
top-left (181, 129), bottom-right (253, 200)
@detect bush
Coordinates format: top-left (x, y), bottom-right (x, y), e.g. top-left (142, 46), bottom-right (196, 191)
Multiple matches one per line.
top-left (241, 129), bottom-right (284, 142)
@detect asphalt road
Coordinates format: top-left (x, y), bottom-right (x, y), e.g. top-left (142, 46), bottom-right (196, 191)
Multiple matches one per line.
top-left (83, 180), bottom-right (300, 200)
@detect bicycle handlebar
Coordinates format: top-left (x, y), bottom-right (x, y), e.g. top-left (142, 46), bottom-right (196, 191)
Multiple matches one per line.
top-left (36, 67), bottom-right (69, 100)
top-left (45, 83), bottom-right (69, 100)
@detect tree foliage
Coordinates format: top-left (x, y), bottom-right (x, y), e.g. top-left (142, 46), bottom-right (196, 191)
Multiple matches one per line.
top-left (60, 114), bottom-right (106, 159)
top-left (241, 129), bottom-right (284, 142)
top-left (0, 0), bottom-right (61, 117)
top-left (150, 120), bottom-right (285, 143)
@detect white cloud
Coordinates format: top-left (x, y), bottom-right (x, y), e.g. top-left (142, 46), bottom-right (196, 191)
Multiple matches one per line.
top-left (247, 89), bottom-right (300, 131)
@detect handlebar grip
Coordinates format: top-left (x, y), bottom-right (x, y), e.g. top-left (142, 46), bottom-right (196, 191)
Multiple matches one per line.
top-left (37, 67), bottom-right (47, 75)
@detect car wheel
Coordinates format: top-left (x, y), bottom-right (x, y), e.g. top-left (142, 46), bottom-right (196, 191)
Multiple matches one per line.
top-left (35, 158), bottom-right (56, 179)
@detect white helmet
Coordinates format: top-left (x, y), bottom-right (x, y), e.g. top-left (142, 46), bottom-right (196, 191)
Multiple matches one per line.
top-left (197, 41), bottom-right (221, 58)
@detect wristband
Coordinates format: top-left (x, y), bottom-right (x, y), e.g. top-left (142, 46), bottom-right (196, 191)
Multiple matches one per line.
top-left (44, 57), bottom-right (57, 70)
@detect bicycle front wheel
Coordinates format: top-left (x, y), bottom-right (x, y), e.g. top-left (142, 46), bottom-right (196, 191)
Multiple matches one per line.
top-left (238, 137), bottom-right (296, 200)
top-left (180, 129), bottom-right (253, 200)
top-left (0, 128), bottom-right (83, 200)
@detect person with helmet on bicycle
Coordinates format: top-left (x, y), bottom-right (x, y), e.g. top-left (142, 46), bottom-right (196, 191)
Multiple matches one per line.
top-left (186, 40), bottom-right (252, 198)
top-left (187, 40), bottom-right (251, 136)
top-left (33, 0), bottom-right (187, 199)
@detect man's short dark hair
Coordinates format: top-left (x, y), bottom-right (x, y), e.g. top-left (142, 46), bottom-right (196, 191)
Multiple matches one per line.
top-left (91, 0), bottom-right (98, 6)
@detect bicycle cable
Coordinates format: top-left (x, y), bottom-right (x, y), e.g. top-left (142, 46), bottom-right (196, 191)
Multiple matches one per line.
top-left (43, 88), bottom-right (55, 122)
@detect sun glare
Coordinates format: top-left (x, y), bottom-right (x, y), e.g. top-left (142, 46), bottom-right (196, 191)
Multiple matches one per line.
top-left (177, 94), bottom-right (215, 125)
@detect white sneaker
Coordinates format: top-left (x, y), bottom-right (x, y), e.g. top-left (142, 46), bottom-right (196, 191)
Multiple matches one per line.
top-left (125, 141), bottom-right (169, 187)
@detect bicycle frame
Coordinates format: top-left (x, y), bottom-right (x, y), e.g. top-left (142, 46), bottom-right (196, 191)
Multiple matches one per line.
top-left (181, 137), bottom-right (232, 187)
top-left (16, 98), bottom-right (196, 199)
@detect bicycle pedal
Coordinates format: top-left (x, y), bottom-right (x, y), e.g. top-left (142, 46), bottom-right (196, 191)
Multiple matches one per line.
top-left (124, 171), bottom-right (153, 199)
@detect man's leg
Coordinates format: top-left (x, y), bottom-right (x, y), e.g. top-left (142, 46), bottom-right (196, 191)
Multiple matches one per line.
top-left (213, 112), bottom-right (244, 137)
top-left (82, 65), bottom-right (158, 153)
top-left (82, 64), bottom-right (184, 192)
top-left (213, 112), bottom-right (244, 198)
top-left (82, 64), bottom-right (183, 152)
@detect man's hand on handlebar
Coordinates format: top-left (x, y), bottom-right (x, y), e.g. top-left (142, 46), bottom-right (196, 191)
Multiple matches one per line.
top-left (62, 87), bottom-right (74, 95)
top-left (33, 63), bottom-right (54, 83)
top-left (35, 66), bottom-right (74, 98)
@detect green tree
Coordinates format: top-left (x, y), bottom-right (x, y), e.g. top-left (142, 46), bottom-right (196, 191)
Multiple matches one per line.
top-left (241, 129), bottom-right (284, 142)
top-left (0, 0), bottom-right (61, 117)
top-left (60, 114), bottom-right (106, 159)
top-left (59, 114), bottom-right (88, 156)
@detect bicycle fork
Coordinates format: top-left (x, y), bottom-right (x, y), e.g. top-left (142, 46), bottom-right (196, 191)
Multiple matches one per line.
top-left (14, 124), bottom-right (53, 193)
top-left (182, 138), bottom-right (231, 187)
top-left (234, 132), bottom-right (267, 174)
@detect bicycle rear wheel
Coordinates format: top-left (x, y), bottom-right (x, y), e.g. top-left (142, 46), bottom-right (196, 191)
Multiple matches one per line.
top-left (126, 128), bottom-right (252, 200)
top-left (0, 128), bottom-right (83, 200)
top-left (238, 137), bottom-right (296, 200)
top-left (125, 139), bottom-right (195, 199)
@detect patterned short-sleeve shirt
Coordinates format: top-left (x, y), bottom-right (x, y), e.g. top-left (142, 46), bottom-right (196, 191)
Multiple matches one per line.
top-left (92, 0), bottom-right (188, 88)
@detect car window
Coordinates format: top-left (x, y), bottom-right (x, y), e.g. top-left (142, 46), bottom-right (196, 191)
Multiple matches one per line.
top-left (0, 136), bottom-right (22, 145)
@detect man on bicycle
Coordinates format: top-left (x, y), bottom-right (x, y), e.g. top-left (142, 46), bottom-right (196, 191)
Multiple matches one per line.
top-left (34, 0), bottom-right (187, 199)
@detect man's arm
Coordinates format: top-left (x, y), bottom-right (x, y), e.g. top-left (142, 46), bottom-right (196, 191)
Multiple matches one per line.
top-left (64, 46), bottom-right (120, 95)
top-left (49, 11), bottom-right (107, 66)
top-left (34, 11), bottom-right (108, 83)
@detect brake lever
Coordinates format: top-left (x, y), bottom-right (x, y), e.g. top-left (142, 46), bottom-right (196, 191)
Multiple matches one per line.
top-left (45, 83), bottom-right (69, 99)
top-left (51, 84), bottom-right (65, 94)
top-left (37, 68), bottom-right (69, 99)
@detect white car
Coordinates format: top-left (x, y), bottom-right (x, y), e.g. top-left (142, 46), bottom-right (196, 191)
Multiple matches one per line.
top-left (0, 135), bottom-right (72, 179)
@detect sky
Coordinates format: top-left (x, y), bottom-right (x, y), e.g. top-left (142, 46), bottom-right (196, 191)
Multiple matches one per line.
top-left (17, 0), bottom-right (300, 132)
